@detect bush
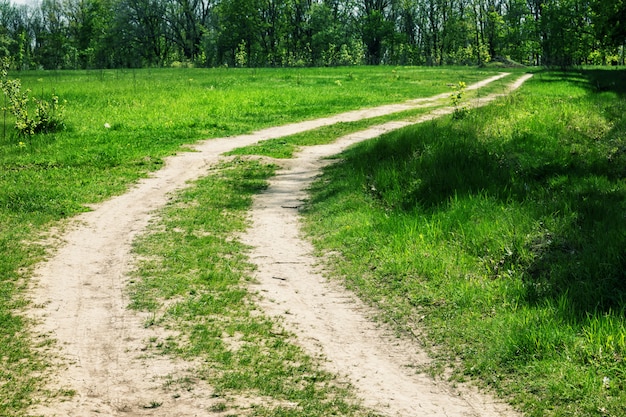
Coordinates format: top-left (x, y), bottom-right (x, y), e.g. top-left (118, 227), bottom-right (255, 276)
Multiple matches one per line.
top-left (1, 58), bottom-right (66, 139)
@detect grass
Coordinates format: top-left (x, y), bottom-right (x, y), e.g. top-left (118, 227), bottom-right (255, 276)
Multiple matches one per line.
top-left (0, 66), bottom-right (503, 416)
top-left (127, 157), bottom-right (376, 416)
top-left (225, 109), bottom-right (439, 159)
top-left (301, 68), bottom-right (626, 417)
top-left (227, 71), bottom-right (525, 159)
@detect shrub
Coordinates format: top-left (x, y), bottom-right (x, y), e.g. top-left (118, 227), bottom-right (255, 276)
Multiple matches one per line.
top-left (1, 58), bottom-right (66, 140)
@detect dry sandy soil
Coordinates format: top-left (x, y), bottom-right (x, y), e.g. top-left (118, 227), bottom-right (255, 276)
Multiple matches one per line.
top-left (27, 73), bottom-right (532, 417)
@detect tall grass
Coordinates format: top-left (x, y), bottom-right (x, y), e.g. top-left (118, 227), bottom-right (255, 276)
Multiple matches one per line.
top-left (303, 69), bottom-right (626, 417)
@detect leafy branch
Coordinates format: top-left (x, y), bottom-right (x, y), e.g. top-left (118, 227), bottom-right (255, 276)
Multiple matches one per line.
top-left (450, 81), bottom-right (468, 119)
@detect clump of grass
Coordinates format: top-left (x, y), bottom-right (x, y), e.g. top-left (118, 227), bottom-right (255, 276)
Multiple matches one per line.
top-left (302, 69), bottom-right (626, 417)
top-left (226, 109), bottom-right (439, 159)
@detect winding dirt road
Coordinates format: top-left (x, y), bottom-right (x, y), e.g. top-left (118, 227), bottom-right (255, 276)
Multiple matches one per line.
top-left (27, 73), bottom-right (531, 416)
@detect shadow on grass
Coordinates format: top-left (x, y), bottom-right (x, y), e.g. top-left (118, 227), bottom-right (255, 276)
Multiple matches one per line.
top-left (341, 71), bottom-right (625, 319)
top-left (581, 68), bottom-right (626, 96)
top-left (538, 68), bottom-right (626, 97)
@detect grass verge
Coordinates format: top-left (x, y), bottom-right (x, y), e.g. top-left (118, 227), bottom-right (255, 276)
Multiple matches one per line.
top-left (301, 69), bottom-right (626, 417)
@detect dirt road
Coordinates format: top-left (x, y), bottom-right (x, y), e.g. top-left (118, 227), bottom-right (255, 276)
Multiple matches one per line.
top-left (27, 73), bottom-right (531, 416)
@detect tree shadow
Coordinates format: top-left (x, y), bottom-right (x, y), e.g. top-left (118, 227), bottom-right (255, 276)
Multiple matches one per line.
top-left (524, 183), bottom-right (626, 315)
top-left (351, 88), bottom-right (625, 319)
top-left (538, 68), bottom-right (626, 97)
top-left (581, 68), bottom-right (626, 96)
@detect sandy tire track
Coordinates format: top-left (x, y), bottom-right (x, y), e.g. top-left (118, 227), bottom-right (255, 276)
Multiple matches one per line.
top-left (26, 73), bottom-right (529, 416)
top-left (242, 75), bottom-right (532, 417)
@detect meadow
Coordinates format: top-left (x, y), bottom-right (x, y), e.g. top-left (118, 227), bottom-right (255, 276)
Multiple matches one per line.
top-left (0, 66), bottom-right (502, 416)
top-left (3, 65), bottom-right (623, 417)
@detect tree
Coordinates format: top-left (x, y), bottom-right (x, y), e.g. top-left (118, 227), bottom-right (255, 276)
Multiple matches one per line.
top-left (501, 0), bottom-right (538, 64)
top-left (36, 0), bottom-right (68, 69)
top-left (257, 0), bottom-right (288, 66)
top-left (64, 0), bottom-right (109, 68)
top-left (592, 0), bottom-right (626, 48)
top-left (0, 1), bottom-right (36, 68)
top-left (0, 1), bottom-right (17, 59)
top-left (307, 1), bottom-right (348, 66)
top-left (393, 0), bottom-right (422, 65)
top-left (116, 0), bottom-right (169, 66)
top-left (540, 0), bottom-right (594, 67)
top-left (164, 0), bottom-right (213, 63)
top-left (359, 0), bottom-right (394, 64)
top-left (0, 0), bottom-right (617, 68)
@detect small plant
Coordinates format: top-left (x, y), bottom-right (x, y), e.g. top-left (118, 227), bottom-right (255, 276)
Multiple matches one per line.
top-left (142, 401), bottom-right (162, 409)
top-left (209, 402), bottom-right (228, 412)
top-left (1, 57), bottom-right (66, 140)
top-left (450, 81), bottom-right (469, 119)
top-left (235, 40), bottom-right (248, 67)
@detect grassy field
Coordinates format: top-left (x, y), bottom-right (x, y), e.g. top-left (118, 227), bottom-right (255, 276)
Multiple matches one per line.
top-left (0, 66), bottom-right (503, 416)
top-left (301, 68), bottom-right (626, 417)
top-left (7, 65), bottom-right (622, 417)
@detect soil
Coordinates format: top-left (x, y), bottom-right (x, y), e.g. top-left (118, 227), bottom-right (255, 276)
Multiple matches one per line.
top-left (27, 73), bottom-right (532, 417)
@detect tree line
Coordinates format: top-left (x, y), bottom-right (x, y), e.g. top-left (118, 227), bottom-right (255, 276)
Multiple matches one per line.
top-left (0, 0), bottom-right (624, 70)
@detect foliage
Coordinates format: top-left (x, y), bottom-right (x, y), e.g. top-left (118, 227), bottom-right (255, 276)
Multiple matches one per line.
top-left (449, 81), bottom-right (468, 119)
top-left (0, 0), bottom-right (624, 69)
top-left (1, 58), bottom-right (65, 139)
top-left (234, 40), bottom-right (247, 67)
top-left (592, 0), bottom-right (626, 48)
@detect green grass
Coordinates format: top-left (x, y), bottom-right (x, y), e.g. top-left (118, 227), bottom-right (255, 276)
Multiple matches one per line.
top-left (227, 71), bottom-right (525, 159)
top-left (225, 110), bottom-right (437, 159)
top-left (0, 66), bottom-right (504, 416)
top-left (128, 158), bottom-right (376, 416)
top-left (301, 68), bottom-right (626, 417)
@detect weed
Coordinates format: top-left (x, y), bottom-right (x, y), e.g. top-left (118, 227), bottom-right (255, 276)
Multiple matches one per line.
top-left (210, 402), bottom-right (228, 412)
top-left (142, 401), bottom-right (162, 409)
top-left (1, 58), bottom-right (66, 140)
top-left (450, 81), bottom-right (469, 119)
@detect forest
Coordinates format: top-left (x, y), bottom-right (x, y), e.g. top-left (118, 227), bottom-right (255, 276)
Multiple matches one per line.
top-left (0, 0), bottom-right (625, 70)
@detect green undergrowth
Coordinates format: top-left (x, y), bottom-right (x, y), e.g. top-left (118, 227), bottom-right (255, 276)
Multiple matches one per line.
top-left (128, 158), bottom-right (375, 416)
top-left (302, 69), bottom-right (626, 417)
top-left (0, 66), bottom-right (506, 416)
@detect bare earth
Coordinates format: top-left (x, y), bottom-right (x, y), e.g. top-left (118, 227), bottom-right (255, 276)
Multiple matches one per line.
top-left (27, 73), bottom-right (532, 417)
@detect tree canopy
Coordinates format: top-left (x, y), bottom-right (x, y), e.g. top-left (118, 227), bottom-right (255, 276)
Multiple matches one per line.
top-left (0, 0), bottom-right (624, 69)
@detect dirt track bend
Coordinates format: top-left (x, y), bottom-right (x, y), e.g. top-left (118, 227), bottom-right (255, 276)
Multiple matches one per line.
top-left (27, 73), bottom-right (531, 417)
